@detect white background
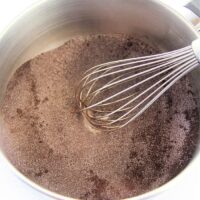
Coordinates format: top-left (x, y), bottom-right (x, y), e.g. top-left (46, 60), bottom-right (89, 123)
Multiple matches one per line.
top-left (0, 0), bottom-right (199, 200)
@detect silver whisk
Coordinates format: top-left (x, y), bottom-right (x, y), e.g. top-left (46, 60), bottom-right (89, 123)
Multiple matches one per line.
top-left (76, 39), bottom-right (200, 131)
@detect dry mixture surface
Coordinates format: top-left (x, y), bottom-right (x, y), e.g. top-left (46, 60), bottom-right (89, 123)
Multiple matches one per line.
top-left (0, 34), bottom-right (199, 200)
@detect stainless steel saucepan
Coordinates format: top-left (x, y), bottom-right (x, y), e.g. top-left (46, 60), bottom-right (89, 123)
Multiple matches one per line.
top-left (0, 0), bottom-right (200, 199)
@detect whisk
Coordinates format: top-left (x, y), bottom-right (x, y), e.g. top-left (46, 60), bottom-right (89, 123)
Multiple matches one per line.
top-left (76, 38), bottom-right (200, 131)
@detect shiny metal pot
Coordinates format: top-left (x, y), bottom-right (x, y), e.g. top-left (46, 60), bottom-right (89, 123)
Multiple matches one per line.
top-left (0, 0), bottom-right (200, 199)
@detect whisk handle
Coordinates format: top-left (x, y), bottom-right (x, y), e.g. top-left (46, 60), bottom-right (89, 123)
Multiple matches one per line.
top-left (192, 38), bottom-right (200, 62)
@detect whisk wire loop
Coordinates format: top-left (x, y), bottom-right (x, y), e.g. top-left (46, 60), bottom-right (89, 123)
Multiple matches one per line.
top-left (77, 42), bottom-right (200, 131)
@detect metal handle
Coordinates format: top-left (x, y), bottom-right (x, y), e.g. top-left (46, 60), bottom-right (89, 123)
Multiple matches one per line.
top-left (185, 0), bottom-right (200, 32)
top-left (186, 0), bottom-right (200, 17)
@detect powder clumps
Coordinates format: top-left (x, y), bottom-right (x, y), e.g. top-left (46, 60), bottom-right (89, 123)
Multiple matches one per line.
top-left (0, 34), bottom-right (199, 200)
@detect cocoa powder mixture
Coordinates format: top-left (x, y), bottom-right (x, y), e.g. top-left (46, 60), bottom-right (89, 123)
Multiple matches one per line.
top-left (0, 34), bottom-right (199, 200)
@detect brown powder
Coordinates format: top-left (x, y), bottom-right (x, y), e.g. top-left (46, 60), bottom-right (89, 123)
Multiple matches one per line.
top-left (0, 34), bottom-right (199, 200)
